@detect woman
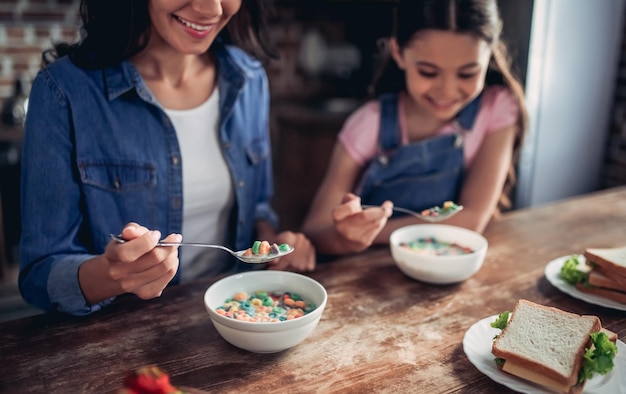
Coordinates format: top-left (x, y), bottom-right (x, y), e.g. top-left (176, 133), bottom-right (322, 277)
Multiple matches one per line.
top-left (19, 0), bottom-right (315, 316)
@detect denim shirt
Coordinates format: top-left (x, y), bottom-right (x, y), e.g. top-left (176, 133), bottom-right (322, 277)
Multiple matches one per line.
top-left (19, 43), bottom-right (278, 315)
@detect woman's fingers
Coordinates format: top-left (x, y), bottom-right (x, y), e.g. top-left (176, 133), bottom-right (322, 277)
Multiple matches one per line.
top-left (104, 225), bottom-right (181, 296)
top-left (108, 230), bottom-right (162, 264)
top-left (123, 251), bottom-right (180, 298)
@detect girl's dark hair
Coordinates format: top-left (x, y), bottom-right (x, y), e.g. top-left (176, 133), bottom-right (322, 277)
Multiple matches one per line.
top-left (43, 0), bottom-right (277, 69)
top-left (371, 0), bottom-right (528, 212)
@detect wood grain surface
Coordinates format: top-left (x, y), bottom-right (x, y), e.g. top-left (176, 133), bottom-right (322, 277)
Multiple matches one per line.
top-left (2, 186), bottom-right (626, 393)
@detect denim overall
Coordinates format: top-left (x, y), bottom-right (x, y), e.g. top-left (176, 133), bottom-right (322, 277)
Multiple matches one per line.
top-left (358, 93), bottom-right (481, 214)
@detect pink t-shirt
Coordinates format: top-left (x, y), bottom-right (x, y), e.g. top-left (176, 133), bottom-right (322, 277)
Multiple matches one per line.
top-left (338, 85), bottom-right (519, 168)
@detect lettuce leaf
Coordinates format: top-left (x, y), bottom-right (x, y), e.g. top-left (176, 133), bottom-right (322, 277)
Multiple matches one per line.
top-left (490, 311), bottom-right (510, 330)
top-left (578, 331), bottom-right (618, 383)
top-left (490, 311), bottom-right (510, 366)
top-left (559, 255), bottom-right (589, 285)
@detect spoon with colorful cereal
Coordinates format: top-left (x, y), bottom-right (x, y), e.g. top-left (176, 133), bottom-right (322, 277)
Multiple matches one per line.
top-left (240, 240), bottom-right (294, 263)
top-left (418, 201), bottom-right (463, 222)
top-left (362, 201), bottom-right (463, 223)
top-left (110, 234), bottom-right (293, 264)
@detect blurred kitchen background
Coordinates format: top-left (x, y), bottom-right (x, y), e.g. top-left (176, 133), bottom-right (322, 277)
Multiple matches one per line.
top-left (0, 0), bottom-right (625, 320)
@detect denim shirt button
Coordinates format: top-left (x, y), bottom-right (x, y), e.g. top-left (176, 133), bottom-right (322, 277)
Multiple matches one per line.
top-left (172, 197), bottom-right (181, 208)
top-left (113, 179), bottom-right (121, 189)
top-left (172, 155), bottom-right (180, 166)
top-left (238, 180), bottom-right (244, 188)
top-left (223, 142), bottom-right (231, 150)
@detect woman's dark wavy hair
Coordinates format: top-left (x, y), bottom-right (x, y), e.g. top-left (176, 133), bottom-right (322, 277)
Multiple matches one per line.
top-left (371, 0), bottom-right (528, 212)
top-left (43, 0), bottom-right (277, 69)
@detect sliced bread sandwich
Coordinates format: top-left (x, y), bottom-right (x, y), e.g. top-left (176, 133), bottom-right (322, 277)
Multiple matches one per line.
top-left (491, 299), bottom-right (617, 394)
top-left (584, 246), bottom-right (626, 284)
top-left (576, 270), bottom-right (626, 304)
top-left (560, 247), bottom-right (626, 304)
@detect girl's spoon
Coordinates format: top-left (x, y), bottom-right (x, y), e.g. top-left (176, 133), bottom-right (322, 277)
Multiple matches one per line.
top-left (362, 201), bottom-right (463, 223)
top-left (109, 234), bottom-right (294, 264)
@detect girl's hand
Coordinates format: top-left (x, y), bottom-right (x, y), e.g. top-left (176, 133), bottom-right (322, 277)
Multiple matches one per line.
top-left (266, 231), bottom-right (316, 272)
top-left (79, 222), bottom-right (181, 304)
top-left (332, 193), bottom-right (393, 253)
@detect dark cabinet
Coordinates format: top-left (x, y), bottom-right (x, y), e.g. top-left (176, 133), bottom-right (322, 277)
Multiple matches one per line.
top-left (271, 102), bottom-right (354, 230)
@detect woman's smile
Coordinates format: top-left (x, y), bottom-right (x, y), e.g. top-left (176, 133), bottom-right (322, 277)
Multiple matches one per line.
top-left (173, 14), bottom-right (215, 39)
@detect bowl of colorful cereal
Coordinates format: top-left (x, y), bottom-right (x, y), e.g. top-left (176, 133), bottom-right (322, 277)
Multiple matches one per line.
top-left (389, 224), bottom-right (488, 284)
top-left (203, 270), bottom-right (327, 353)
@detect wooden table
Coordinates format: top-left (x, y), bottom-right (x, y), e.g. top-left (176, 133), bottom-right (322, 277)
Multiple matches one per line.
top-left (2, 187), bottom-right (626, 393)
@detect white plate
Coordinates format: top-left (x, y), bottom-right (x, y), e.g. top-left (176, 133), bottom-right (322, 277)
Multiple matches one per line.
top-left (463, 315), bottom-right (626, 394)
top-left (544, 255), bottom-right (626, 311)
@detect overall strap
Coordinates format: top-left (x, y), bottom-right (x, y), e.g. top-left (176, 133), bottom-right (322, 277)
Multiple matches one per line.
top-left (455, 92), bottom-right (483, 131)
top-left (378, 93), bottom-right (402, 151)
top-left (377, 91), bottom-right (481, 148)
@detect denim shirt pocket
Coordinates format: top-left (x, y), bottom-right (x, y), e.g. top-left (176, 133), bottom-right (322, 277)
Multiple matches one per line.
top-left (78, 161), bottom-right (156, 192)
top-left (78, 160), bottom-right (159, 235)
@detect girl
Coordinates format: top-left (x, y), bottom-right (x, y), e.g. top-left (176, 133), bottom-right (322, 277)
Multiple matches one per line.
top-left (19, 0), bottom-right (315, 316)
top-left (302, 0), bottom-right (528, 255)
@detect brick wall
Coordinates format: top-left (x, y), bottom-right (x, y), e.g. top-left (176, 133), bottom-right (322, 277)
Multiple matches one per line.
top-left (0, 0), bottom-right (80, 108)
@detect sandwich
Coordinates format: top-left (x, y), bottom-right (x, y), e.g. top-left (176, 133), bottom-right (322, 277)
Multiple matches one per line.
top-left (560, 246), bottom-right (626, 304)
top-left (490, 299), bottom-right (617, 394)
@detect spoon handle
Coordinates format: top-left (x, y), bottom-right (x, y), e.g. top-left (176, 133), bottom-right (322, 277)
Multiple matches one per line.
top-left (156, 241), bottom-right (231, 252)
top-left (361, 204), bottom-right (422, 218)
top-left (361, 204), bottom-right (463, 222)
top-left (110, 234), bottom-right (233, 253)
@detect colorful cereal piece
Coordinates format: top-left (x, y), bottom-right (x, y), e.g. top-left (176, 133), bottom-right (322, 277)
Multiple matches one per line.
top-left (421, 208), bottom-right (434, 216)
top-left (258, 240), bottom-right (271, 255)
top-left (233, 292), bottom-right (248, 301)
top-left (251, 241), bottom-right (262, 254)
top-left (278, 243), bottom-right (291, 252)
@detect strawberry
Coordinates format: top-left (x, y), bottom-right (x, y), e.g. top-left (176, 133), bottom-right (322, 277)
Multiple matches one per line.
top-left (122, 365), bottom-right (178, 394)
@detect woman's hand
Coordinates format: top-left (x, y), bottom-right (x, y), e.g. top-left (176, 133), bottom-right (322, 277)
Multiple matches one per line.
top-left (332, 193), bottom-right (393, 253)
top-left (79, 222), bottom-right (181, 304)
top-left (266, 231), bottom-right (316, 272)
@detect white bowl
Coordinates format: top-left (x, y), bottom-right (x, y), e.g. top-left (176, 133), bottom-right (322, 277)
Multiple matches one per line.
top-left (203, 270), bottom-right (327, 353)
top-left (389, 224), bottom-right (488, 284)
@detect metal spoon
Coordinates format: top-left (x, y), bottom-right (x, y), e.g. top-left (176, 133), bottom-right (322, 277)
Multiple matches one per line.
top-left (362, 203), bottom-right (463, 223)
top-left (109, 234), bottom-right (294, 264)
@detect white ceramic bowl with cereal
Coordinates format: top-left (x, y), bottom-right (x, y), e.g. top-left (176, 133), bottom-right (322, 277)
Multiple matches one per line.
top-left (203, 270), bottom-right (327, 353)
top-left (389, 224), bottom-right (488, 284)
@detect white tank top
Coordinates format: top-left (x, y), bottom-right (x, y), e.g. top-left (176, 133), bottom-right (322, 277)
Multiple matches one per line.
top-left (163, 87), bottom-right (235, 281)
